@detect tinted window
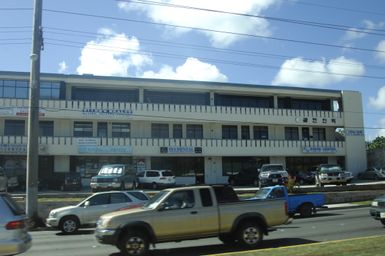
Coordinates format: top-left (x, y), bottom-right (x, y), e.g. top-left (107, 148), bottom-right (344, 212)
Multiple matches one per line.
top-left (144, 90), bottom-right (209, 105)
top-left (112, 123), bottom-right (130, 138)
top-left (39, 121), bottom-right (54, 136)
top-left (4, 120), bottom-right (25, 136)
top-left (72, 87), bottom-right (139, 102)
top-left (88, 194), bottom-right (110, 206)
top-left (215, 94), bottom-right (273, 108)
top-left (110, 193), bottom-right (131, 203)
top-left (147, 171), bottom-right (160, 177)
top-left (73, 122), bottom-right (93, 137)
top-left (186, 124), bottom-right (203, 139)
top-left (199, 188), bottom-right (213, 207)
top-left (152, 123), bottom-right (169, 138)
top-left (222, 125), bottom-right (238, 139)
top-left (213, 186), bottom-right (239, 203)
top-left (127, 191), bottom-right (148, 201)
top-left (162, 171), bottom-right (173, 177)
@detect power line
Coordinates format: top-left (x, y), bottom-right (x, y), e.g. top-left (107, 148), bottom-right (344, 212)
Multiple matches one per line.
top-left (45, 39), bottom-right (385, 81)
top-left (42, 8), bottom-right (385, 55)
top-left (118, 0), bottom-right (385, 36)
top-left (43, 26), bottom-right (385, 72)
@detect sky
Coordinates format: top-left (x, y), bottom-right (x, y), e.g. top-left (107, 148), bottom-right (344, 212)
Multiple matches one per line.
top-left (1, 0), bottom-right (385, 140)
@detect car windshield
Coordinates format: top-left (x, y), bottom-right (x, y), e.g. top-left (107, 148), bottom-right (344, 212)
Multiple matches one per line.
top-left (320, 165), bottom-right (342, 172)
top-left (143, 190), bottom-right (169, 209)
top-left (252, 188), bottom-right (271, 199)
top-left (98, 166), bottom-right (123, 176)
top-left (261, 165), bottom-right (284, 172)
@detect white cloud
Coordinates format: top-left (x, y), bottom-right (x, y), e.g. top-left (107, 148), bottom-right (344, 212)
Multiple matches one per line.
top-left (58, 61), bottom-right (68, 73)
top-left (375, 40), bottom-right (385, 63)
top-left (344, 20), bottom-right (385, 41)
top-left (272, 56), bottom-right (365, 87)
top-left (118, 0), bottom-right (279, 47)
top-left (141, 57), bottom-right (228, 82)
top-left (369, 86), bottom-right (385, 109)
top-left (76, 28), bottom-right (152, 76)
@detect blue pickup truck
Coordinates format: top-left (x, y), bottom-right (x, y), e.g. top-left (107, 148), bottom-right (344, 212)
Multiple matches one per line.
top-left (248, 185), bottom-right (326, 217)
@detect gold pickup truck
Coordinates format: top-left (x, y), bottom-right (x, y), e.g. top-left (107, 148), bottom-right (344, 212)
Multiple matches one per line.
top-left (95, 185), bottom-right (290, 256)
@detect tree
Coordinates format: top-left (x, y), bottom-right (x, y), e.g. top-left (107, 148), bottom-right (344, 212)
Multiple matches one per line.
top-left (367, 136), bottom-right (385, 151)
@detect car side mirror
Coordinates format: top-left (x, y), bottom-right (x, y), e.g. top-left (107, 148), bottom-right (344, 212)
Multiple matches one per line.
top-left (84, 201), bottom-right (90, 208)
top-left (157, 202), bottom-right (166, 211)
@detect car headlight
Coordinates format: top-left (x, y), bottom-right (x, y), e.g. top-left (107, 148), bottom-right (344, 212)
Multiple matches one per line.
top-left (97, 217), bottom-right (111, 229)
top-left (49, 211), bottom-right (57, 218)
top-left (372, 201), bottom-right (379, 207)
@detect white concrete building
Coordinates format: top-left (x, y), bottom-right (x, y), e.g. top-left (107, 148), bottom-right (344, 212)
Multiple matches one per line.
top-left (0, 71), bottom-right (366, 187)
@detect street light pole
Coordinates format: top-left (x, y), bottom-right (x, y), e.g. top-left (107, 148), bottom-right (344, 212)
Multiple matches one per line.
top-left (26, 0), bottom-right (43, 224)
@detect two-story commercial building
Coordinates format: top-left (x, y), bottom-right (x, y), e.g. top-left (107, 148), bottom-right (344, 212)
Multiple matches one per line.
top-left (0, 71), bottom-right (366, 187)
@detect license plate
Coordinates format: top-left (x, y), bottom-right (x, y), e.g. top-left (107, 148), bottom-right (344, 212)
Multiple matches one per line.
top-left (380, 212), bottom-right (385, 218)
top-left (273, 179), bottom-right (278, 183)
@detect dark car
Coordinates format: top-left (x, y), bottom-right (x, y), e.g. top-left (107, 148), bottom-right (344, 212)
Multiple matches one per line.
top-left (227, 168), bottom-right (259, 186)
top-left (370, 194), bottom-right (385, 226)
top-left (295, 171), bottom-right (315, 185)
top-left (357, 168), bottom-right (385, 180)
top-left (61, 173), bottom-right (82, 191)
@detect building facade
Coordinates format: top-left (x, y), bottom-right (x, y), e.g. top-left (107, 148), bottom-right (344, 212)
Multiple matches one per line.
top-left (0, 71), bottom-right (366, 187)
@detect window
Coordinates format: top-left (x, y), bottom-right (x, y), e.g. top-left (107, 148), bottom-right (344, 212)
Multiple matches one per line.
top-left (110, 193), bottom-right (131, 204)
top-left (222, 125), bottom-right (238, 139)
top-left (144, 90), bottom-right (209, 105)
top-left (73, 122), bottom-right (93, 137)
top-left (200, 188), bottom-right (213, 207)
top-left (146, 171), bottom-right (160, 177)
top-left (285, 127), bottom-right (299, 140)
top-left (112, 123), bottom-right (130, 138)
top-left (39, 121), bottom-right (54, 136)
top-left (163, 190), bottom-right (195, 210)
top-left (152, 123), bottom-right (169, 138)
top-left (302, 127), bottom-right (310, 140)
top-left (214, 94), bottom-right (273, 108)
top-left (173, 124), bottom-right (183, 138)
top-left (0, 79), bottom-right (64, 99)
top-left (241, 126), bottom-right (250, 140)
top-left (97, 122), bottom-right (108, 137)
top-left (253, 126), bottom-right (268, 140)
top-left (186, 124), bottom-right (203, 139)
top-left (4, 120), bottom-right (25, 136)
top-left (88, 194), bottom-right (110, 206)
top-left (313, 128), bottom-right (326, 141)
top-left (72, 87), bottom-right (139, 102)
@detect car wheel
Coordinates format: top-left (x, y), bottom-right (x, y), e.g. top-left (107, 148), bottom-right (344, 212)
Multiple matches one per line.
top-left (151, 182), bottom-right (158, 190)
top-left (236, 222), bottom-right (263, 248)
top-left (299, 203), bottom-right (313, 218)
top-left (59, 216), bottom-right (79, 234)
top-left (119, 231), bottom-right (149, 256)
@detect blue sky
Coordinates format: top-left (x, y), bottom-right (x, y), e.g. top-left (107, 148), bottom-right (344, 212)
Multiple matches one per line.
top-left (1, 0), bottom-right (385, 140)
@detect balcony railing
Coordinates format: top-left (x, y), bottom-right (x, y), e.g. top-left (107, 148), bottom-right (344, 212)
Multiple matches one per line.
top-left (0, 135), bottom-right (346, 156)
top-left (0, 98), bottom-right (344, 125)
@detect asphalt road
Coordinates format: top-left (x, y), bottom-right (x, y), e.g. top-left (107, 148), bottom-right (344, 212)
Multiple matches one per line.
top-left (23, 207), bottom-right (384, 256)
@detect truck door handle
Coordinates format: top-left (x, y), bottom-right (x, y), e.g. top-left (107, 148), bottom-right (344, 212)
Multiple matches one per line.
top-left (190, 211), bottom-right (198, 214)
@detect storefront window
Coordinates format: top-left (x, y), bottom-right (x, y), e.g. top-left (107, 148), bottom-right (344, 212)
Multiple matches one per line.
top-left (222, 157), bottom-right (269, 176)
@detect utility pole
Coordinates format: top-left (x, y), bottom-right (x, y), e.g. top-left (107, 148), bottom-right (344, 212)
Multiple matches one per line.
top-left (27, 0), bottom-right (43, 224)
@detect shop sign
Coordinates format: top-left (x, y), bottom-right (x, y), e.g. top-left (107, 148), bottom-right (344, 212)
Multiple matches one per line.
top-left (76, 138), bottom-right (99, 146)
top-left (0, 144), bottom-right (27, 154)
top-left (78, 146), bottom-right (132, 154)
top-left (82, 108), bottom-right (133, 117)
top-left (303, 147), bottom-right (337, 153)
top-left (160, 146), bottom-right (194, 154)
top-left (346, 130), bottom-right (364, 136)
top-left (0, 107), bottom-right (45, 117)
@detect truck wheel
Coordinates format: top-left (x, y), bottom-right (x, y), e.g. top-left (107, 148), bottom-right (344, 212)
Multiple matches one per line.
top-left (236, 222), bottom-right (263, 248)
top-left (119, 231), bottom-right (149, 256)
top-left (59, 216), bottom-right (79, 234)
top-left (299, 203), bottom-right (313, 218)
top-left (219, 234), bottom-right (236, 245)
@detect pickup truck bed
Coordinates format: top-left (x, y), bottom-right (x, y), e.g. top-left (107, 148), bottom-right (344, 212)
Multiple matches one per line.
top-left (249, 185), bottom-right (326, 217)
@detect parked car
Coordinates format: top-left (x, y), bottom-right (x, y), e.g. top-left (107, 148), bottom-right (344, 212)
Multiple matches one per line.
top-left (315, 164), bottom-right (348, 187)
top-left (95, 185), bottom-right (290, 256)
top-left (90, 164), bottom-right (137, 192)
top-left (344, 171), bottom-right (354, 183)
top-left (61, 173), bottom-right (82, 191)
top-left (258, 164), bottom-right (289, 188)
top-left (357, 168), bottom-right (385, 180)
top-left (136, 170), bottom-right (176, 189)
top-left (369, 194), bottom-right (385, 226)
top-left (0, 168), bottom-right (7, 192)
top-left (248, 185), bottom-right (326, 217)
top-left (46, 190), bottom-right (149, 234)
top-left (295, 170), bottom-right (315, 185)
top-left (0, 193), bottom-right (32, 255)
top-left (227, 168), bottom-right (259, 186)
